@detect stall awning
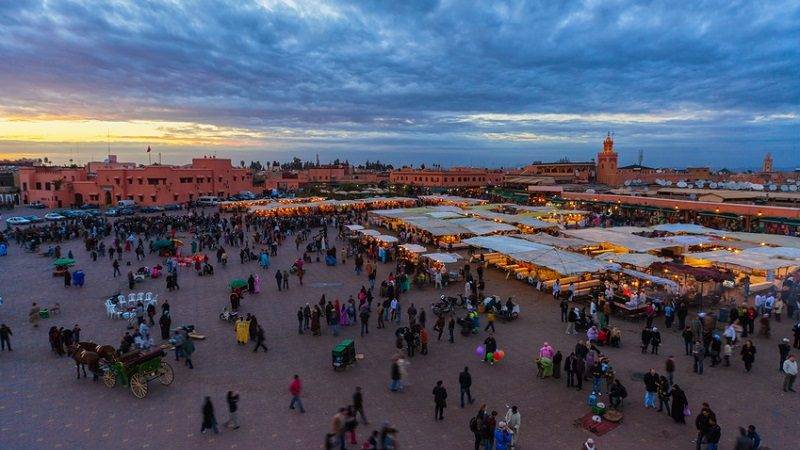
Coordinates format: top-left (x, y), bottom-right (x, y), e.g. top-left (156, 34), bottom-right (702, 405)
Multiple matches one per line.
top-left (517, 233), bottom-right (592, 250)
top-left (650, 223), bottom-right (723, 235)
top-left (345, 224), bottom-right (364, 231)
top-left (422, 253), bottom-right (462, 264)
top-left (375, 235), bottom-right (399, 244)
top-left (596, 252), bottom-right (668, 269)
top-left (511, 248), bottom-right (619, 276)
top-left (650, 262), bottom-right (733, 282)
top-left (400, 243), bottom-right (427, 253)
top-left (620, 268), bottom-right (679, 291)
top-left (462, 235), bottom-right (551, 254)
top-left (564, 228), bottom-right (677, 253)
top-left (359, 229), bottom-right (381, 236)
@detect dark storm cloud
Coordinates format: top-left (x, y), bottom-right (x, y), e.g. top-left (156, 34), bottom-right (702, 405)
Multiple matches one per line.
top-left (0, 0), bottom-right (797, 166)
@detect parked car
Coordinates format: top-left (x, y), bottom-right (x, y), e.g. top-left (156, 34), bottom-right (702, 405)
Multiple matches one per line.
top-left (118, 208), bottom-right (136, 216)
top-left (44, 213), bottom-right (66, 221)
top-left (104, 208), bottom-right (119, 217)
top-left (5, 216), bottom-right (31, 225)
top-left (79, 203), bottom-right (100, 210)
top-left (163, 203), bottom-right (182, 211)
top-left (29, 202), bottom-right (46, 209)
top-left (140, 206), bottom-right (164, 213)
top-left (23, 215), bottom-right (43, 223)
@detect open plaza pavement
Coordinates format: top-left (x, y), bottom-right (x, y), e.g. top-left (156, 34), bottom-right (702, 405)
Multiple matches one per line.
top-left (0, 207), bottom-right (797, 450)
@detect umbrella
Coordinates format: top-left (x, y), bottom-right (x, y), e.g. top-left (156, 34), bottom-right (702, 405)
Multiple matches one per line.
top-left (229, 279), bottom-right (248, 289)
top-left (53, 258), bottom-right (76, 267)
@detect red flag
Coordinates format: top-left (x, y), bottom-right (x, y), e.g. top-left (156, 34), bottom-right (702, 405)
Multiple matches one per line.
top-left (146, 146), bottom-right (151, 153)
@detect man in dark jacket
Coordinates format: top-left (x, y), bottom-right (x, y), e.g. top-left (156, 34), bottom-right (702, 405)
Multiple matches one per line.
top-left (459, 366), bottom-right (474, 407)
top-left (253, 325), bottom-right (268, 353)
top-left (225, 391), bottom-right (240, 430)
top-left (565, 352), bottom-right (577, 387)
top-left (643, 368), bottom-right (659, 408)
top-left (694, 403), bottom-right (716, 450)
top-left (705, 418), bottom-right (721, 450)
top-left (0, 324), bottom-right (12, 351)
top-left (432, 380), bottom-right (447, 420)
top-left (352, 386), bottom-right (367, 424)
top-left (641, 327), bottom-right (652, 354)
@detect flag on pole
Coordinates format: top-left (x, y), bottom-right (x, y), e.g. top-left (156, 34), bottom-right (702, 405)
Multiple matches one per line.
top-left (146, 146), bottom-right (151, 153)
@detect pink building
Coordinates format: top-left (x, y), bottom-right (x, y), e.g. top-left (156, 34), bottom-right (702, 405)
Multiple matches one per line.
top-left (19, 156), bottom-right (253, 208)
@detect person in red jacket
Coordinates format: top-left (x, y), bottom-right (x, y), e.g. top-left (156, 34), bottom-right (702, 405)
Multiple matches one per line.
top-left (289, 374), bottom-right (305, 413)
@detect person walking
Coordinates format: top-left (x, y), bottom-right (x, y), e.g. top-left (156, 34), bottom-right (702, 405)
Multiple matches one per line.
top-left (448, 316), bottom-right (455, 343)
top-left (694, 404), bottom-right (716, 450)
top-left (432, 380), bottom-right (447, 420)
top-left (484, 310), bottom-right (495, 332)
top-left (182, 335), bottom-right (195, 369)
top-left (360, 307), bottom-right (370, 337)
top-left (783, 355), bottom-right (797, 392)
top-left (0, 324), bottom-right (12, 351)
top-left (665, 356), bottom-right (676, 385)
top-left (643, 368), bottom-right (658, 409)
top-left (275, 270), bottom-right (283, 291)
top-left (201, 397), bottom-right (219, 434)
top-left (159, 312), bottom-right (171, 340)
top-left (289, 374), bottom-right (305, 413)
top-left (112, 259), bottom-right (120, 277)
top-left (459, 366), bottom-right (474, 407)
top-left (778, 338), bottom-right (791, 371)
top-left (297, 307), bottom-right (304, 334)
top-left (389, 357), bottom-right (403, 392)
top-left (352, 386), bottom-right (368, 424)
top-left (741, 340), bottom-right (757, 372)
top-left (504, 406), bottom-right (521, 448)
top-left (253, 325), bottom-right (268, 352)
top-left (705, 418), bottom-right (721, 450)
top-left (225, 390), bottom-right (240, 430)
top-left (692, 340), bottom-right (705, 375)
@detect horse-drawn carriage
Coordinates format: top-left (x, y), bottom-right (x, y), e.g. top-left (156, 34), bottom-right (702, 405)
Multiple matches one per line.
top-left (102, 348), bottom-right (174, 399)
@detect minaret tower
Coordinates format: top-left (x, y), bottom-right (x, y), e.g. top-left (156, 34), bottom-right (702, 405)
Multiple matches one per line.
top-left (596, 132), bottom-right (619, 186)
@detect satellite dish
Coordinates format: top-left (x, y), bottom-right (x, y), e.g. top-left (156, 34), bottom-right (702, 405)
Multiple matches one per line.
top-left (780, 185), bottom-right (789, 192)
top-left (585, 189), bottom-right (596, 194)
top-left (666, 180), bottom-right (673, 186)
top-left (790, 185), bottom-right (798, 192)
top-left (709, 182), bottom-right (718, 189)
top-left (695, 181), bottom-right (705, 188)
top-left (624, 180), bottom-right (631, 186)
top-left (769, 184), bottom-right (778, 191)
top-left (787, 178), bottom-right (795, 183)
top-left (677, 181), bottom-right (687, 188)
top-left (752, 184), bottom-right (763, 191)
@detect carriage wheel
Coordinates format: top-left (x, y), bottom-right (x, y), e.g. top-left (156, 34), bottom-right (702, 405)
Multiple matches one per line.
top-left (102, 370), bottom-right (117, 388)
top-left (130, 373), bottom-right (149, 399)
top-left (158, 361), bottom-right (174, 386)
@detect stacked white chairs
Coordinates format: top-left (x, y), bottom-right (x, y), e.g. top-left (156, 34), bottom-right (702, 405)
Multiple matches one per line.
top-left (136, 292), bottom-right (145, 303)
top-left (144, 292), bottom-right (153, 303)
top-left (128, 293), bottom-right (136, 303)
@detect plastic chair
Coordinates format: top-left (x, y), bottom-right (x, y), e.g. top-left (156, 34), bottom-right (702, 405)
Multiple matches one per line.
top-left (145, 292), bottom-right (153, 302)
top-left (136, 292), bottom-right (145, 303)
top-left (117, 294), bottom-right (125, 304)
top-left (128, 293), bottom-right (136, 303)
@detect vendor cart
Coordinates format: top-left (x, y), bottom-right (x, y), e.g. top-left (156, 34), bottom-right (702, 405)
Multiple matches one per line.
top-left (332, 339), bottom-right (356, 371)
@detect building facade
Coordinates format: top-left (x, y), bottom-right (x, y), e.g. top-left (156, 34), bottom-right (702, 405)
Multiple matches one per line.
top-left (389, 167), bottom-right (505, 188)
top-left (18, 156), bottom-right (253, 208)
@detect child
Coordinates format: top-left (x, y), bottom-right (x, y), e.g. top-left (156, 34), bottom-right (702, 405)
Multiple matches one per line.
top-left (723, 342), bottom-right (732, 367)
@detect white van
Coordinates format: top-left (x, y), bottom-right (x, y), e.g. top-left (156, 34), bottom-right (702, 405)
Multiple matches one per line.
top-left (197, 196), bottom-right (220, 206)
top-left (117, 200), bottom-right (137, 208)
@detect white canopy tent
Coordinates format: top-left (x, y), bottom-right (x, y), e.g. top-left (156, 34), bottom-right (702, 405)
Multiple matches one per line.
top-left (462, 235), bottom-right (551, 254)
top-left (345, 224), bottom-right (364, 231)
top-left (422, 253), bottom-right (462, 264)
top-left (651, 223), bottom-right (724, 235)
top-left (359, 229), bottom-right (381, 237)
top-left (564, 228), bottom-right (677, 253)
top-left (517, 233), bottom-right (592, 250)
top-left (375, 235), bottom-right (399, 244)
top-left (596, 252), bottom-right (668, 269)
top-left (620, 268), bottom-right (679, 291)
top-left (686, 250), bottom-right (799, 271)
top-left (400, 243), bottom-right (427, 253)
top-left (511, 248), bottom-right (619, 276)
top-left (446, 218), bottom-right (518, 235)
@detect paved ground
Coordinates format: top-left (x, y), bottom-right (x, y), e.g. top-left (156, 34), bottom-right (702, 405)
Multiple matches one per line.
top-left (0, 209), bottom-right (797, 450)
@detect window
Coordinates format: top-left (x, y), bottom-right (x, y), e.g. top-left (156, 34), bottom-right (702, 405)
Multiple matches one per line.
top-left (138, 195), bottom-right (144, 202)
top-left (198, 178), bottom-right (203, 183)
top-left (218, 177), bottom-right (222, 182)
top-left (35, 182), bottom-right (41, 190)
top-left (151, 196), bottom-right (157, 202)
top-left (127, 178), bottom-right (133, 185)
top-left (45, 182), bottom-right (51, 191)
top-left (138, 178), bottom-right (143, 185)
top-left (115, 178), bottom-right (120, 185)
top-left (22, 182), bottom-right (27, 191)
top-left (173, 194), bottom-right (179, 201)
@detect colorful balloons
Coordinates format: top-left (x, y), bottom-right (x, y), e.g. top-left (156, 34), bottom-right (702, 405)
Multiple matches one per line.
top-left (495, 350), bottom-right (506, 361)
top-left (486, 352), bottom-right (494, 362)
top-left (475, 345), bottom-right (485, 356)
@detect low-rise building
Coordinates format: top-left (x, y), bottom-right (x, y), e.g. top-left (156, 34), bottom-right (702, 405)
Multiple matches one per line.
top-left (18, 156), bottom-right (253, 208)
top-left (389, 167), bottom-right (504, 188)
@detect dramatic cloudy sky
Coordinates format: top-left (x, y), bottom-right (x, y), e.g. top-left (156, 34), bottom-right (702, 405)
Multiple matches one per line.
top-left (0, 0), bottom-right (797, 168)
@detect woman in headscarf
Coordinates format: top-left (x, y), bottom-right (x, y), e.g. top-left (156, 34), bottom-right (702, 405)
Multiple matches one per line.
top-left (247, 274), bottom-right (255, 294)
top-left (254, 274), bottom-right (262, 294)
top-left (669, 384), bottom-right (688, 423)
